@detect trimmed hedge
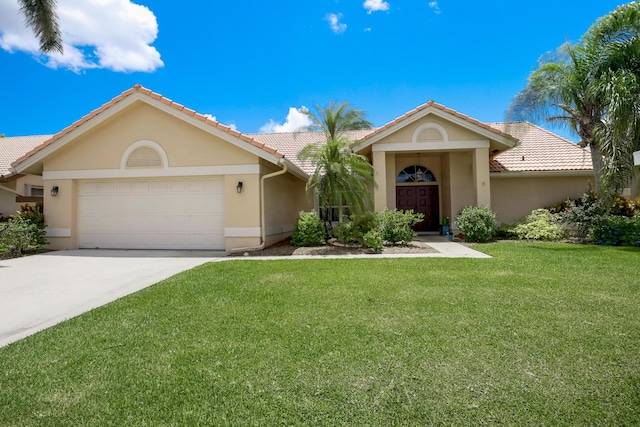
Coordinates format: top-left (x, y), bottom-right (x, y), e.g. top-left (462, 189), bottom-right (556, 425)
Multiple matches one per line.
top-left (291, 211), bottom-right (325, 247)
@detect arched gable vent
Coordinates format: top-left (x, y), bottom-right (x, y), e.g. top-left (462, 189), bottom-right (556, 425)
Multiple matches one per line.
top-left (121, 140), bottom-right (169, 170)
top-left (126, 146), bottom-right (163, 168)
top-left (412, 122), bottom-right (449, 143)
top-left (417, 127), bottom-right (444, 142)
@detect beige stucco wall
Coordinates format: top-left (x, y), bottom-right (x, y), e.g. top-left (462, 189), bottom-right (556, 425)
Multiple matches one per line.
top-left (0, 186), bottom-right (18, 218)
top-left (0, 174), bottom-right (44, 218)
top-left (448, 152), bottom-right (476, 225)
top-left (375, 115), bottom-right (485, 144)
top-left (440, 153), bottom-right (452, 221)
top-left (43, 179), bottom-right (77, 250)
top-left (16, 174), bottom-right (44, 192)
top-left (264, 171), bottom-right (310, 246)
top-left (46, 103), bottom-right (256, 171)
top-left (491, 174), bottom-right (593, 224)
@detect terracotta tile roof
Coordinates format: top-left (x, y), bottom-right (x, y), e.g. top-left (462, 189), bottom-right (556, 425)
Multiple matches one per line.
top-left (357, 100), bottom-right (516, 145)
top-left (0, 135), bottom-right (52, 177)
top-left (250, 130), bottom-right (371, 175)
top-left (489, 122), bottom-right (593, 172)
top-left (8, 87), bottom-right (591, 177)
top-left (254, 122), bottom-right (592, 175)
top-left (12, 84), bottom-right (285, 168)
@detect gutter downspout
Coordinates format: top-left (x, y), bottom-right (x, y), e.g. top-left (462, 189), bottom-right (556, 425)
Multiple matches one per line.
top-left (230, 158), bottom-right (288, 253)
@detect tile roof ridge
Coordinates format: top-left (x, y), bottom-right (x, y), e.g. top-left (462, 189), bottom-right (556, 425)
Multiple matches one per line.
top-left (1, 134), bottom-right (54, 139)
top-left (250, 130), bottom-right (319, 136)
top-left (12, 85), bottom-right (286, 168)
top-left (357, 100), bottom-right (515, 143)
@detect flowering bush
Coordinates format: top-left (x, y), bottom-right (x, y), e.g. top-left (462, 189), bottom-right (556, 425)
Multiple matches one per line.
top-left (592, 216), bottom-right (640, 246)
top-left (560, 191), bottom-right (607, 241)
top-left (456, 205), bottom-right (496, 243)
top-left (608, 195), bottom-right (639, 217)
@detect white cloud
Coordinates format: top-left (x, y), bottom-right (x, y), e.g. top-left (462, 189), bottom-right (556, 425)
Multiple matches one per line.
top-left (0, 0), bottom-right (163, 72)
top-left (429, 1), bottom-right (441, 14)
top-left (260, 107), bottom-right (311, 133)
top-left (363, 0), bottom-right (390, 14)
top-left (325, 13), bottom-right (347, 34)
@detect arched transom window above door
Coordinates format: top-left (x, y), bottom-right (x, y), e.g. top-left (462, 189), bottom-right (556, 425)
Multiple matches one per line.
top-left (396, 165), bottom-right (436, 183)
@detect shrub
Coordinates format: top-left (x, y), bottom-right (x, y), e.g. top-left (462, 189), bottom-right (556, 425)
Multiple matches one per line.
top-left (495, 222), bottom-right (519, 240)
top-left (560, 192), bottom-right (607, 241)
top-left (0, 215), bottom-right (46, 257)
top-left (291, 211), bottom-right (324, 247)
top-left (512, 209), bottom-right (566, 241)
top-left (592, 216), bottom-right (640, 246)
top-left (378, 209), bottom-right (424, 246)
top-left (608, 194), bottom-right (638, 217)
top-left (17, 202), bottom-right (47, 246)
top-left (456, 205), bottom-right (496, 243)
top-left (362, 229), bottom-right (383, 251)
top-left (332, 212), bottom-right (380, 246)
top-left (332, 220), bottom-right (359, 245)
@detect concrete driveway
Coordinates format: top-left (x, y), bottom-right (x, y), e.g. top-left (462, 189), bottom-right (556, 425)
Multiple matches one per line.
top-left (0, 249), bottom-right (225, 348)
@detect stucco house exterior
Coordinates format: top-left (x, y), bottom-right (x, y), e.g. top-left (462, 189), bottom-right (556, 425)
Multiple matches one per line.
top-left (0, 135), bottom-right (51, 218)
top-left (7, 85), bottom-right (597, 251)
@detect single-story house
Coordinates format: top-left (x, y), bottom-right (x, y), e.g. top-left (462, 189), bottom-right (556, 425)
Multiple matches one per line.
top-left (7, 85), bottom-right (599, 251)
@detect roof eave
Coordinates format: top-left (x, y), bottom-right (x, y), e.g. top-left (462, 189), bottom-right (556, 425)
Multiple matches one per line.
top-left (490, 170), bottom-right (594, 178)
top-left (352, 105), bottom-right (518, 153)
top-left (13, 89), bottom-right (291, 174)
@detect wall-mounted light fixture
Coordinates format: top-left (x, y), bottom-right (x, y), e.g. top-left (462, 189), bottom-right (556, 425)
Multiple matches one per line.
top-left (50, 186), bottom-right (59, 197)
top-left (236, 181), bottom-right (243, 193)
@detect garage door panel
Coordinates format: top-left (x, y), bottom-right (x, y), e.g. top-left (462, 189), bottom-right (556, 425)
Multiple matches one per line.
top-left (78, 177), bottom-right (224, 249)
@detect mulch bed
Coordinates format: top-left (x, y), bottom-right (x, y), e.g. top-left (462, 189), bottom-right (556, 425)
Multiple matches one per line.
top-left (230, 238), bottom-right (439, 257)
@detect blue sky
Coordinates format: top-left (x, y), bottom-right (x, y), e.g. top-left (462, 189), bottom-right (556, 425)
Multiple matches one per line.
top-left (0, 1), bottom-right (629, 138)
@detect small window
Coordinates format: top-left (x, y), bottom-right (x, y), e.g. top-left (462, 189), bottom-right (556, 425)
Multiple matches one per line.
top-left (25, 184), bottom-right (44, 197)
top-left (396, 165), bottom-right (436, 183)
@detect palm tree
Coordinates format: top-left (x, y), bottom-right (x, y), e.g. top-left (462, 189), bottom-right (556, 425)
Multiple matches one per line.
top-left (507, 2), bottom-right (640, 195)
top-left (19, 0), bottom-right (63, 54)
top-left (298, 102), bottom-right (375, 236)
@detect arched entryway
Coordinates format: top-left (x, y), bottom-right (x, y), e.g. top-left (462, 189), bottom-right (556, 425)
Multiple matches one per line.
top-left (396, 165), bottom-right (439, 232)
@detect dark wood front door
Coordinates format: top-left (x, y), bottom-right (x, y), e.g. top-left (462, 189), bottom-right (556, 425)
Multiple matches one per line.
top-left (396, 186), bottom-right (439, 232)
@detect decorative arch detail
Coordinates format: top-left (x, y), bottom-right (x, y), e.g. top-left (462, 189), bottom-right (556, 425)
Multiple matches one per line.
top-left (396, 165), bottom-right (437, 183)
top-left (120, 140), bottom-right (169, 169)
top-left (412, 122), bottom-right (449, 143)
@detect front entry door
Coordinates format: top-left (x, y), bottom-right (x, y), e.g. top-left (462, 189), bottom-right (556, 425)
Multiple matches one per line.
top-left (396, 186), bottom-right (439, 232)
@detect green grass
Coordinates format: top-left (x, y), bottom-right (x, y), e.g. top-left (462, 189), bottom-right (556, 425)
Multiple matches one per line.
top-left (1, 243), bottom-right (639, 426)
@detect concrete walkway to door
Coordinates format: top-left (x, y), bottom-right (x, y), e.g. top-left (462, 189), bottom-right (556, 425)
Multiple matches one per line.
top-left (0, 249), bottom-right (224, 348)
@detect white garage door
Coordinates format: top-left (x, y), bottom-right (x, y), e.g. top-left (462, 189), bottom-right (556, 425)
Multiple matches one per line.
top-left (78, 177), bottom-right (224, 249)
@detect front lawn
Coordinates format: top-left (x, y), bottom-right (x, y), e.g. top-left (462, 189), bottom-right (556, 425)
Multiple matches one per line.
top-left (1, 243), bottom-right (638, 425)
